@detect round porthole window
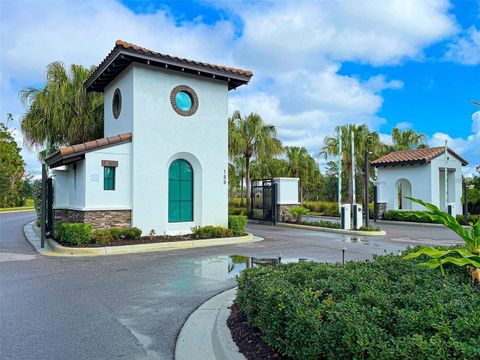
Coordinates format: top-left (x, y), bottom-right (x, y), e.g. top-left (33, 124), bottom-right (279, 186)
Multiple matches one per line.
top-left (112, 88), bottom-right (122, 119)
top-left (170, 85), bottom-right (198, 116)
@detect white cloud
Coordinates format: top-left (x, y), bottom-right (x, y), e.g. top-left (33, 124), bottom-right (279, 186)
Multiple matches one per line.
top-left (429, 111), bottom-right (480, 173)
top-left (0, 0), bottom-right (462, 175)
top-left (395, 121), bottom-right (413, 130)
top-left (234, 0), bottom-right (456, 67)
top-left (445, 26), bottom-right (480, 65)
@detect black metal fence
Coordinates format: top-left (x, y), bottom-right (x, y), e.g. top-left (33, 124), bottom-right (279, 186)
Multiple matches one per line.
top-left (250, 178), bottom-right (277, 224)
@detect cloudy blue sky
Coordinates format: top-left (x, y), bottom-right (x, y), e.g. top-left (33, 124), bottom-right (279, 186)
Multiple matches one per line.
top-left (1, 0), bottom-right (479, 176)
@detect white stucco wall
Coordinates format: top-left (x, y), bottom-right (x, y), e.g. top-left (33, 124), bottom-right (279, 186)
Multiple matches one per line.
top-left (430, 155), bottom-right (463, 212)
top-left (104, 65), bottom-right (134, 138)
top-left (84, 143), bottom-right (132, 210)
top-left (273, 178), bottom-right (300, 205)
top-left (52, 143), bottom-right (132, 211)
top-left (376, 164), bottom-right (432, 211)
top-left (52, 160), bottom-right (86, 209)
top-left (120, 64), bottom-right (229, 234)
top-left (376, 154), bottom-right (465, 214)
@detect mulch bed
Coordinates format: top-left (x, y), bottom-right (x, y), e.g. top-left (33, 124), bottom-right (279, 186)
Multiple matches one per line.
top-left (227, 301), bottom-right (292, 360)
top-left (55, 234), bottom-right (242, 248)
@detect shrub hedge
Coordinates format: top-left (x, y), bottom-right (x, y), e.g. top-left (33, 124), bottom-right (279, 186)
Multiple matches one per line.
top-left (228, 215), bottom-right (248, 236)
top-left (384, 210), bottom-right (439, 223)
top-left (55, 223), bottom-right (92, 245)
top-left (236, 252), bottom-right (480, 360)
top-left (192, 225), bottom-right (233, 239)
top-left (456, 214), bottom-right (480, 224)
top-left (92, 227), bottom-right (142, 245)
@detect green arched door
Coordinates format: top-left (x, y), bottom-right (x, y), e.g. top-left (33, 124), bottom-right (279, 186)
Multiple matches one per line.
top-left (168, 159), bottom-right (193, 222)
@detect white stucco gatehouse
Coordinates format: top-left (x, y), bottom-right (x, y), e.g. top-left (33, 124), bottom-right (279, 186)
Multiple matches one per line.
top-left (45, 40), bottom-right (253, 235)
top-left (371, 147), bottom-right (468, 217)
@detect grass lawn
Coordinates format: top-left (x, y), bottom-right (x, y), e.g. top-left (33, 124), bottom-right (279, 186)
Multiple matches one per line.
top-left (0, 199), bottom-right (34, 213)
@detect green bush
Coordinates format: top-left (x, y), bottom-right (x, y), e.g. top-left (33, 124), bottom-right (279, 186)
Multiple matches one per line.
top-left (92, 227), bottom-right (142, 245)
top-left (302, 201), bottom-right (338, 216)
top-left (92, 229), bottom-right (114, 245)
top-left (456, 214), bottom-right (480, 224)
top-left (359, 225), bottom-right (381, 231)
top-left (55, 223), bottom-right (92, 245)
top-left (192, 225), bottom-right (233, 239)
top-left (228, 215), bottom-right (248, 236)
top-left (236, 252), bottom-right (480, 360)
top-left (229, 207), bottom-right (247, 216)
top-left (32, 179), bottom-right (42, 226)
top-left (288, 206), bottom-right (310, 223)
top-left (308, 219), bottom-right (341, 229)
top-left (384, 210), bottom-right (439, 223)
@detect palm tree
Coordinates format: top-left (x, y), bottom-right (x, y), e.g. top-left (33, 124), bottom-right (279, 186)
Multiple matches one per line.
top-left (285, 146), bottom-right (318, 201)
top-left (229, 111), bottom-right (283, 209)
top-left (390, 128), bottom-right (427, 151)
top-left (232, 156), bottom-right (246, 205)
top-left (19, 62), bottom-right (104, 152)
top-left (321, 124), bottom-right (382, 204)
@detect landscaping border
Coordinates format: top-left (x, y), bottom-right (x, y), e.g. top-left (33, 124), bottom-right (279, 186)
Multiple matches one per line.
top-left (277, 222), bottom-right (386, 236)
top-left (24, 221), bottom-right (263, 256)
top-left (175, 287), bottom-right (244, 360)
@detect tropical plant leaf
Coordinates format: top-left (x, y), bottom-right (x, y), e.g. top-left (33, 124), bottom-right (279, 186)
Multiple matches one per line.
top-left (418, 258), bottom-right (442, 269)
top-left (440, 257), bottom-right (480, 268)
top-left (404, 246), bottom-right (451, 260)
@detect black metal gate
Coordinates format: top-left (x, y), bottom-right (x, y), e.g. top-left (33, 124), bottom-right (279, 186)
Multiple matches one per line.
top-left (250, 179), bottom-right (277, 224)
top-left (46, 177), bottom-right (54, 236)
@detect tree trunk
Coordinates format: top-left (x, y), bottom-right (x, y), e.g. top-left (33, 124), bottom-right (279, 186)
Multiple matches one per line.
top-left (240, 176), bottom-right (244, 206)
top-left (245, 157), bottom-right (251, 212)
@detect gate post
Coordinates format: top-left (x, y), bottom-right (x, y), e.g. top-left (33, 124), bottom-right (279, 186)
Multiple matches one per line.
top-left (272, 182), bottom-right (277, 225)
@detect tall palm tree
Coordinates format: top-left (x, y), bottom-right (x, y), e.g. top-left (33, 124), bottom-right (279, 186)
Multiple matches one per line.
top-left (391, 128), bottom-right (427, 151)
top-left (232, 156), bottom-right (246, 205)
top-left (19, 62), bottom-right (104, 152)
top-left (285, 146), bottom-right (318, 201)
top-left (229, 111), bottom-right (283, 208)
top-left (321, 124), bottom-right (382, 204)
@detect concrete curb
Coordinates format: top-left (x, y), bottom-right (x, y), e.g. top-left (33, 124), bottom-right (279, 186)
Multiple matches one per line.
top-left (277, 222), bottom-right (386, 236)
top-left (23, 221), bottom-right (55, 255)
top-left (175, 287), bottom-right (244, 360)
top-left (24, 222), bottom-right (263, 257)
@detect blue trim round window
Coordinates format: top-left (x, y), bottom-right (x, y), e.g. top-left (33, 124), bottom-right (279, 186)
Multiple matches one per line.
top-left (170, 85), bottom-right (198, 116)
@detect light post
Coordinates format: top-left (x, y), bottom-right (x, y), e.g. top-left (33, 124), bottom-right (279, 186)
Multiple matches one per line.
top-left (364, 150), bottom-right (372, 228)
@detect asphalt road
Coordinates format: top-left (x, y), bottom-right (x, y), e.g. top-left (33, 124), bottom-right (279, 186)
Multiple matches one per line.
top-left (0, 211), bottom-right (461, 360)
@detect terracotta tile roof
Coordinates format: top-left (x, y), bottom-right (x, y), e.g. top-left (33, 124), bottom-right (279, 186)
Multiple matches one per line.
top-left (115, 40), bottom-right (253, 78)
top-left (85, 40), bottom-right (253, 92)
top-left (46, 133), bottom-right (132, 168)
top-left (371, 147), bottom-right (468, 167)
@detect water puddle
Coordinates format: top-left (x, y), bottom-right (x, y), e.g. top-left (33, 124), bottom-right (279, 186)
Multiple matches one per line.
top-left (194, 255), bottom-right (311, 280)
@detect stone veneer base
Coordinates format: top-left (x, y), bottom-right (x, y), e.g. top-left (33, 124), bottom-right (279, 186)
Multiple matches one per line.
top-left (54, 209), bottom-right (132, 229)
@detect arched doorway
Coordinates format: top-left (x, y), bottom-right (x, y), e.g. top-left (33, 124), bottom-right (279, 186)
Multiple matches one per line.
top-left (395, 178), bottom-right (412, 210)
top-left (168, 159), bottom-right (193, 222)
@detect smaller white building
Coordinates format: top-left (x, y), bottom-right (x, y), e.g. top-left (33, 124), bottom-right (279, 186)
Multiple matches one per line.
top-left (372, 147), bottom-right (468, 215)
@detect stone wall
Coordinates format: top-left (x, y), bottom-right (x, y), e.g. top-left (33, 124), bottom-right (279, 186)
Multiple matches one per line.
top-left (277, 204), bottom-right (299, 223)
top-left (54, 209), bottom-right (132, 229)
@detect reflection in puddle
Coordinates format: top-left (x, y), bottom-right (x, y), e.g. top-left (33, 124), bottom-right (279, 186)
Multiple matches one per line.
top-left (343, 237), bottom-right (370, 245)
top-left (195, 255), bottom-right (311, 280)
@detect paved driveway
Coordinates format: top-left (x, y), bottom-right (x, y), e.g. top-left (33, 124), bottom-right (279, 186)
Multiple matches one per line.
top-left (0, 211), bottom-right (461, 360)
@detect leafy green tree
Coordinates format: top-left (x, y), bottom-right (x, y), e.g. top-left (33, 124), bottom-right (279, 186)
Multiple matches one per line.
top-left (0, 114), bottom-right (26, 207)
top-left (19, 62), bottom-right (103, 151)
top-left (285, 146), bottom-right (318, 201)
top-left (390, 128), bottom-right (427, 151)
top-left (229, 111), bottom-right (283, 208)
top-left (321, 124), bottom-right (382, 204)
